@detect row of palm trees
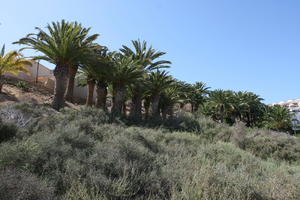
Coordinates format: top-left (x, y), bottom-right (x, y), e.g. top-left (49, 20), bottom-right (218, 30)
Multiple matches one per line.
top-left (13, 20), bottom-right (173, 118)
top-left (199, 89), bottom-right (293, 131)
top-left (1, 20), bottom-right (293, 131)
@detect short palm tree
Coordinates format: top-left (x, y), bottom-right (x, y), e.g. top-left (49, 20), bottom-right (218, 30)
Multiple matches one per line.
top-left (14, 20), bottom-right (99, 110)
top-left (189, 82), bottom-right (210, 112)
top-left (208, 90), bottom-right (234, 123)
top-left (79, 48), bottom-right (112, 107)
top-left (159, 86), bottom-right (180, 120)
top-left (0, 45), bottom-right (31, 93)
top-left (263, 105), bottom-right (292, 131)
top-left (110, 53), bottom-right (143, 116)
top-left (146, 70), bottom-right (173, 117)
top-left (233, 92), bottom-right (264, 126)
top-left (120, 40), bottom-right (171, 119)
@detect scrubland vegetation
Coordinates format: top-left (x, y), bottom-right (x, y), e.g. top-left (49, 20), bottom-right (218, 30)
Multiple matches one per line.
top-left (1, 20), bottom-right (299, 199)
top-left (0, 103), bottom-right (299, 200)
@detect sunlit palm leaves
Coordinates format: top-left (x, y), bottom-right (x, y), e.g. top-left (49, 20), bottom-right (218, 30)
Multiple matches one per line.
top-left (0, 45), bottom-right (32, 92)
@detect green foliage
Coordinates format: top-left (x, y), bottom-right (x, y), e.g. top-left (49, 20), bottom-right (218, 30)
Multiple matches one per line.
top-left (0, 168), bottom-right (54, 200)
top-left (0, 119), bottom-right (17, 142)
top-left (16, 80), bottom-right (30, 91)
top-left (14, 20), bottom-right (99, 67)
top-left (0, 45), bottom-right (31, 77)
top-left (262, 104), bottom-right (293, 132)
top-left (0, 103), bottom-right (299, 199)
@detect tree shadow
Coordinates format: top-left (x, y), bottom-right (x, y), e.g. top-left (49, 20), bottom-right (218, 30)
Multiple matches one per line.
top-left (0, 91), bottom-right (19, 103)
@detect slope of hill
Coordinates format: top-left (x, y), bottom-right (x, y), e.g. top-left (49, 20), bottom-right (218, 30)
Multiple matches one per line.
top-left (0, 80), bottom-right (53, 107)
top-left (0, 103), bottom-right (299, 200)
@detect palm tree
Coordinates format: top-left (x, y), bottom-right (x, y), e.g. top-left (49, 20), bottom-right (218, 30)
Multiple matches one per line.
top-left (78, 66), bottom-right (96, 106)
top-left (64, 28), bottom-right (100, 103)
top-left (79, 48), bottom-right (112, 107)
top-left (146, 70), bottom-right (173, 117)
top-left (263, 105), bottom-right (293, 132)
top-left (110, 53), bottom-right (143, 116)
top-left (189, 82), bottom-right (210, 112)
top-left (208, 90), bottom-right (234, 123)
top-left (173, 80), bottom-right (191, 109)
top-left (14, 20), bottom-right (99, 110)
top-left (94, 49), bottom-right (112, 110)
top-left (120, 40), bottom-right (171, 119)
top-left (159, 86), bottom-right (180, 120)
top-left (0, 45), bottom-right (31, 93)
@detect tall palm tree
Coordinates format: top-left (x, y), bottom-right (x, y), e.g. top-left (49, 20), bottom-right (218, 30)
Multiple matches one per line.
top-left (0, 45), bottom-right (32, 93)
top-left (120, 40), bottom-right (171, 119)
top-left (14, 20), bottom-right (99, 110)
top-left (110, 53), bottom-right (143, 116)
top-left (64, 30), bottom-right (100, 103)
top-left (146, 70), bottom-right (173, 117)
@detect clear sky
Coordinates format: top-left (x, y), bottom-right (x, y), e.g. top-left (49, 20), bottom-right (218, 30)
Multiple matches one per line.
top-left (1, 0), bottom-right (300, 103)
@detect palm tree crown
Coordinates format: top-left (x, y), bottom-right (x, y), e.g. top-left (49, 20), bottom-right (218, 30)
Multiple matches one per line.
top-left (0, 45), bottom-right (32, 92)
top-left (14, 20), bottom-right (99, 110)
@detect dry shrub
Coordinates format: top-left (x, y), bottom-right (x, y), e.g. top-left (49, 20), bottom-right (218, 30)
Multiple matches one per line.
top-left (0, 168), bottom-right (54, 200)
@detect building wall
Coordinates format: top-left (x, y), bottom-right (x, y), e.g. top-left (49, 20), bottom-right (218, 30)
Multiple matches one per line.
top-left (4, 60), bottom-right (53, 80)
top-left (3, 60), bottom-right (95, 102)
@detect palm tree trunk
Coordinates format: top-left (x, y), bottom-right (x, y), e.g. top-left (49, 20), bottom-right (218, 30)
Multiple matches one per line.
top-left (151, 95), bottom-right (161, 117)
top-left (65, 65), bottom-right (78, 103)
top-left (112, 84), bottom-right (126, 116)
top-left (130, 87), bottom-right (143, 119)
top-left (168, 106), bottom-right (174, 119)
top-left (96, 82), bottom-right (107, 110)
top-left (194, 104), bottom-right (199, 112)
top-left (123, 102), bottom-right (127, 115)
top-left (180, 103), bottom-right (185, 109)
top-left (220, 106), bottom-right (225, 123)
top-left (0, 76), bottom-right (4, 93)
top-left (52, 65), bottom-right (69, 110)
top-left (162, 107), bottom-right (167, 120)
top-left (191, 103), bottom-right (194, 112)
top-left (144, 99), bottom-right (150, 119)
top-left (86, 79), bottom-right (95, 106)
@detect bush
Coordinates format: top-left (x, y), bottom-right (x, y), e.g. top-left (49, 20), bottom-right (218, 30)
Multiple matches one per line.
top-left (0, 104), bottom-right (299, 199)
top-left (0, 119), bottom-right (17, 142)
top-left (0, 168), bottom-right (54, 200)
top-left (16, 81), bottom-right (30, 91)
top-left (209, 123), bottom-right (300, 163)
top-left (169, 143), bottom-right (300, 200)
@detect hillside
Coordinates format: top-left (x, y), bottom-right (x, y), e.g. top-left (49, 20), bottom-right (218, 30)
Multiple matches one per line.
top-left (0, 79), bottom-right (53, 107)
top-left (0, 102), bottom-right (299, 200)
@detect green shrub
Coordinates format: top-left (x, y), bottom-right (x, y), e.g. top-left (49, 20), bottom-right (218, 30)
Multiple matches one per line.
top-left (0, 103), bottom-right (299, 199)
top-left (169, 143), bottom-right (300, 200)
top-left (16, 80), bottom-right (30, 91)
top-left (0, 119), bottom-right (17, 142)
top-left (0, 168), bottom-right (54, 200)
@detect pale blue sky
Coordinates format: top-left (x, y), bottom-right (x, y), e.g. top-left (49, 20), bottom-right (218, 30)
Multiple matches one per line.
top-left (1, 0), bottom-right (300, 103)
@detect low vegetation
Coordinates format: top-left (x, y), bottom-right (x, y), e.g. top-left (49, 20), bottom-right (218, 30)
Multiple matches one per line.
top-left (1, 19), bottom-right (299, 199)
top-left (0, 103), bottom-right (299, 200)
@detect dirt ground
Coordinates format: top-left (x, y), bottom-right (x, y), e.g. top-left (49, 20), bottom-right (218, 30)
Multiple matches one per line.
top-left (0, 84), bottom-right (53, 107)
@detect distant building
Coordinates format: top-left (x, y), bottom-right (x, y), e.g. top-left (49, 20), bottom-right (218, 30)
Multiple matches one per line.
top-left (272, 99), bottom-right (300, 131)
